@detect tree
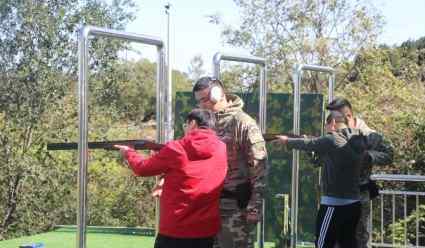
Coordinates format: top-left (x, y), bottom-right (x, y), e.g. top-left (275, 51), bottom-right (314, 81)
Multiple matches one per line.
top-left (0, 0), bottom-right (136, 239)
top-left (187, 54), bottom-right (205, 81)
top-left (338, 47), bottom-right (425, 174)
top-left (211, 0), bottom-right (384, 91)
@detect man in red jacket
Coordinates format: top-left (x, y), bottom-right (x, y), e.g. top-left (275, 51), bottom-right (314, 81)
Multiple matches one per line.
top-left (115, 109), bottom-right (228, 248)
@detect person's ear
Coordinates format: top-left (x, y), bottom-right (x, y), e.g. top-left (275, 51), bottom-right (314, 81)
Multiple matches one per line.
top-left (189, 119), bottom-right (198, 129)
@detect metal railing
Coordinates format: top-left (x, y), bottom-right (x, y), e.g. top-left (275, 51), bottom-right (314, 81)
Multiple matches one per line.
top-left (369, 174), bottom-right (425, 248)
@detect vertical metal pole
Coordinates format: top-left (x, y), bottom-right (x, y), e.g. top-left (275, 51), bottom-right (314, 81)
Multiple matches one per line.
top-left (328, 73), bottom-right (335, 103)
top-left (165, 3), bottom-right (173, 141)
top-left (155, 46), bottom-right (166, 234)
top-left (416, 195), bottom-right (419, 246)
top-left (290, 64), bottom-right (301, 248)
top-left (259, 66), bottom-right (267, 132)
top-left (404, 195), bottom-right (407, 246)
top-left (213, 58), bottom-right (220, 79)
top-left (284, 194), bottom-right (290, 245)
top-left (258, 65), bottom-right (267, 248)
top-left (77, 26), bottom-right (89, 248)
top-left (381, 195), bottom-right (384, 243)
top-left (369, 199), bottom-right (373, 247)
top-left (156, 47), bottom-right (163, 142)
top-left (392, 195), bottom-right (395, 245)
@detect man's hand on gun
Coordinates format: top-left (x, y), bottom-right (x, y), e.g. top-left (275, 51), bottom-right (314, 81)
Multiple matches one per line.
top-left (114, 144), bottom-right (164, 198)
top-left (151, 178), bottom-right (164, 198)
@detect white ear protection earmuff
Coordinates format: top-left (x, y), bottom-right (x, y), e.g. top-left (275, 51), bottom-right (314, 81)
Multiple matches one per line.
top-left (209, 85), bottom-right (223, 104)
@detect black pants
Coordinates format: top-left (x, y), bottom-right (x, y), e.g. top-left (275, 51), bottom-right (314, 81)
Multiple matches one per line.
top-left (154, 234), bottom-right (214, 248)
top-left (315, 202), bottom-right (361, 248)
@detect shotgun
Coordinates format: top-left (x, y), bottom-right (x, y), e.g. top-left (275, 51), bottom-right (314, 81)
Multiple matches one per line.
top-left (47, 139), bottom-right (164, 151)
top-left (263, 133), bottom-right (309, 142)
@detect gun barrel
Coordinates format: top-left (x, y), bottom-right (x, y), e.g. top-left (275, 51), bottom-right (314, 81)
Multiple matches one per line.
top-left (263, 133), bottom-right (306, 142)
top-left (47, 140), bottom-right (164, 151)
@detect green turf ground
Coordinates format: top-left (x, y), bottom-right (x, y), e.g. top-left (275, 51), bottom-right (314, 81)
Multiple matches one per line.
top-left (0, 229), bottom-right (312, 248)
top-left (0, 231), bottom-right (155, 248)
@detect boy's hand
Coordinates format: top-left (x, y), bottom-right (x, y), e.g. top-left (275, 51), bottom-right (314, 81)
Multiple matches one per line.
top-left (114, 145), bottom-right (134, 157)
top-left (152, 178), bottom-right (165, 197)
top-left (275, 135), bottom-right (289, 145)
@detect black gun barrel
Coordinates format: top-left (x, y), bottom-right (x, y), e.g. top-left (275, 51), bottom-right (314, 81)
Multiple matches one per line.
top-left (47, 140), bottom-right (164, 151)
top-left (263, 133), bottom-right (305, 142)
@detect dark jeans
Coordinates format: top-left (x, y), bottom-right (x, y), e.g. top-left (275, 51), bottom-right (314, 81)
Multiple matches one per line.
top-left (154, 234), bottom-right (214, 248)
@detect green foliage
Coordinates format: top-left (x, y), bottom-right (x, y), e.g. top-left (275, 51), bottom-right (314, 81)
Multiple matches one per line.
top-left (0, 0), bottom-right (193, 238)
top-left (338, 47), bottom-right (425, 174)
top-left (385, 205), bottom-right (425, 245)
top-left (0, 0), bottom-right (145, 240)
top-left (212, 0), bottom-right (384, 91)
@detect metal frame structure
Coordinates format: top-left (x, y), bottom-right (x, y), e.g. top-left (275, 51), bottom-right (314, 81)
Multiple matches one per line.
top-left (291, 64), bottom-right (335, 247)
top-left (212, 52), bottom-right (267, 248)
top-left (77, 25), bottom-right (169, 248)
top-left (369, 174), bottom-right (425, 248)
top-left (212, 52), bottom-right (267, 137)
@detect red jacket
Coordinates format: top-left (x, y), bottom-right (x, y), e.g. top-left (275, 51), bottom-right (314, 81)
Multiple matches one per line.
top-left (124, 128), bottom-right (227, 238)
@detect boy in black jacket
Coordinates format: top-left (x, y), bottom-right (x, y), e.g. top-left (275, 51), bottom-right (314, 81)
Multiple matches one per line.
top-left (276, 111), bottom-right (374, 248)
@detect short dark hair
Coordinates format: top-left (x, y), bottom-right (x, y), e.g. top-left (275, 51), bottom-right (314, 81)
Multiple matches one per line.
top-left (186, 108), bottom-right (216, 129)
top-left (326, 111), bottom-right (348, 125)
top-left (326, 97), bottom-right (352, 111)
top-left (192, 76), bottom-right (225, 94)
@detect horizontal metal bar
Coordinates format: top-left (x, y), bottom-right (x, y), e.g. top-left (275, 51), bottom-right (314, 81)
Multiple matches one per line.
top-left (371, 243), bottom-right (425, 248)
top-left (213, 52), bottom-right (266, 66)
top-left (371, 174), bottom-right (425, 182)
top-left (379, 190), bottom-right (425, 196)
top-left (294, 64), bottom-right (335, 74)
top-left (81, 25), bottom-right (164, 47)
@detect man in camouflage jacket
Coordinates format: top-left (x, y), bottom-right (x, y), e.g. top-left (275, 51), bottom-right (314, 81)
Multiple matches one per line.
top-left (193, 77), bottom-right (267, 248)
top-left (327, 98), bottom-right (394, 248)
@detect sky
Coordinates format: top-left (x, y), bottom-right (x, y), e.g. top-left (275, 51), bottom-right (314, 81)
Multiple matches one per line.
top-left (124, 0), bottom-right (425, 74)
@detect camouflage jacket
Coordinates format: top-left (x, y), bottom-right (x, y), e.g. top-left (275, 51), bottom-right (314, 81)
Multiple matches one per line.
top-left (215, 94), bottom-right (267, 212)
top-left (355, 118), bottom-right (394, 185)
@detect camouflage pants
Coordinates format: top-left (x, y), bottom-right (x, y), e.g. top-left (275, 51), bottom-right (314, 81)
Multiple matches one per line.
top-left (214, 206), bottom-right (256, 248)
top-left (356, 192), bottom-right (371, 248)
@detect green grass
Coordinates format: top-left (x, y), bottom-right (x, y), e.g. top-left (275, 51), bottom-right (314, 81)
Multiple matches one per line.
top-left (0, 231), bottom-right (155, 248)
top-left (0, 230), bottom-right (311, 248)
